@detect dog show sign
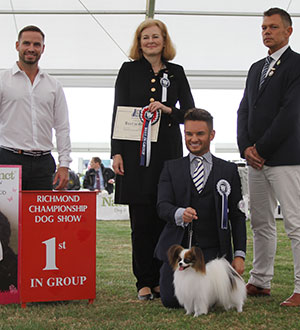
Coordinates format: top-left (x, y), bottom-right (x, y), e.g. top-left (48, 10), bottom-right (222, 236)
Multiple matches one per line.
top-left (20, 191), bottom-right (96, 307)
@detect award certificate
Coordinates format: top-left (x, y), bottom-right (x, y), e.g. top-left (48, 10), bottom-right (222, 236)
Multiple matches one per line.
top-left (113, 106), bottom-right (161, 142)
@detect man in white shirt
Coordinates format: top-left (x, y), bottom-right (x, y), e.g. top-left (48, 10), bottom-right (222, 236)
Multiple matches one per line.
top-left (0, 25), bottom-right (71, 190)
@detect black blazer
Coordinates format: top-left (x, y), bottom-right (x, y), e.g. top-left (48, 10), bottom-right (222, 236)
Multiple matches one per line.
top-left (237, 47), bottom-right (300, 166)
top-left (155, 155), bottom-right (246, 263)
top-left (111, 57), bottom-right (194, 204)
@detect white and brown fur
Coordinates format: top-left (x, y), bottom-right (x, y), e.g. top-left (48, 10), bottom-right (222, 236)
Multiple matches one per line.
top-left (168, 245), bottom-right (246, 316)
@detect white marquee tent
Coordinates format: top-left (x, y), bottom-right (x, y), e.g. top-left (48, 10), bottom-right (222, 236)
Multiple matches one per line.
top-left (1, 0), bottom-right (299, 169)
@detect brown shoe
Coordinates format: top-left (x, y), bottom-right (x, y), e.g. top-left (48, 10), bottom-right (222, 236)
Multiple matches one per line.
top-left (246, 283), bottom-right (271, 296)
top-left (280, 293), bottom-right (300, 306)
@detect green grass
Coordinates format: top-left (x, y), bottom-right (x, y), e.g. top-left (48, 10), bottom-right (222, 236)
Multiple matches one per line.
top-left (1, 220), bottom-right (300, 329)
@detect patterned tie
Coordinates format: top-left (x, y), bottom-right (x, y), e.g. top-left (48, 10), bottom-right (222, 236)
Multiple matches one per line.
top-left (259, 56), bottom-right (273, 89)
top-left (96, 171), bottom-right (101, 190)
top-left (193, 157), bottom-right (204, 194)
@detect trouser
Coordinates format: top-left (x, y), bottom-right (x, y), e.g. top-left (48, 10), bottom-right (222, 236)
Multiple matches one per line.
top-left (129, 203), bottom-right (165, 291)
top-left (160, 247), bottom-right (220, 308)
top-left (0, 148), bottom-right (56, 190)
top-left (248, 165), bottom-right (300, 293)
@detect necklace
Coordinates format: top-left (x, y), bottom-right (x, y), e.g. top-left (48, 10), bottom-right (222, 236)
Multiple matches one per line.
top-left (153, 63), bottom-right (164, 75)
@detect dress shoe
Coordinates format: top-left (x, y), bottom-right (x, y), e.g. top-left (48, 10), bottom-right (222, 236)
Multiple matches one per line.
top-left (151, 286), bottom-right (160, 298)
top-left (280, 293), bottom-right (300, 306)
top-left (137, 293), bottom-right (154, 301)
top-left (151, 290), bottom-right (160, 299)
top-left (138, 287), bottom-right (154, 301)
top-left (246, 283), bottom-right (271, 296)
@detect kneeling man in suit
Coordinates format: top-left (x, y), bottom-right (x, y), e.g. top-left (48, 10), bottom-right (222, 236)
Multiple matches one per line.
top-left (155, 108), bottom-right (247, 308)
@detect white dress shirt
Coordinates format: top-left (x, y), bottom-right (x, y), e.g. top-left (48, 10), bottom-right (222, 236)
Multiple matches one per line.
top-left (265, 44), bottom-right (289, 77)
top-left (175, 151), bottom-right (212, 226)
top-left (0, 63), bottom-right (72, 167)
top-left (93, 168), bottom-right (105, 191)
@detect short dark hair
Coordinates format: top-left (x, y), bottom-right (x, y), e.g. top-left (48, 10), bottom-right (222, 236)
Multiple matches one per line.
top-left (184, 108), bottom-right (214, 130)
top-left (264, 8), bottom-right (292, 27)
top-left (92, 157), bottom-right (101, 165)
top-left (18, 25), bottom-right (45, 42)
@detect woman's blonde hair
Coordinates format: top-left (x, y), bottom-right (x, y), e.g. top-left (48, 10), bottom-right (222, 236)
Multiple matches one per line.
top-left (129, 19), bottom-right (176, 61)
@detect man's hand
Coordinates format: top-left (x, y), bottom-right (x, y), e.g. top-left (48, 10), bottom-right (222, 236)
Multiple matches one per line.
top-left (183, 207), bottom-right (198, 223)
top-left (244, 146), bottom-right (265, 170)
top-left (231, 256), bottom-right (245, 275)
top-left (53, 167), bottom-right (69, 190)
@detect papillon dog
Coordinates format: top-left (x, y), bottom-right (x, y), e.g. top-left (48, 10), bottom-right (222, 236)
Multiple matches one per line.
top-left (168, 245), bottom-right (246, 316)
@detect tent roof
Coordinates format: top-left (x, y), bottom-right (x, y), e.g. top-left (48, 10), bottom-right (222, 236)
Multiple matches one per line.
top-left (1, 0), bottom-right (300, 88)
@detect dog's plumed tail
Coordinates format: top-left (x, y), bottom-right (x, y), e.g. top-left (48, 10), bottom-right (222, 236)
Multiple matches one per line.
top-left (207, 258), bottom-right (246, 312)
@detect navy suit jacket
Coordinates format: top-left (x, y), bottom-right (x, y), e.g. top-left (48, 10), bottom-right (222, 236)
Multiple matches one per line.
top-left (155, 155), bottom-right (246, 263)
top-left (237, 47), bottom-right (300, 165)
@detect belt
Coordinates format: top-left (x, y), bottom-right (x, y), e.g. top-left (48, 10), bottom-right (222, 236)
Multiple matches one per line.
top-left (1, 146), bottom-right (51, 157)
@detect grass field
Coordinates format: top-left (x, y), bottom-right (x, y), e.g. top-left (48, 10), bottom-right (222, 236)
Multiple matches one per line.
top-left (1, 220), bottom-right (300, 330)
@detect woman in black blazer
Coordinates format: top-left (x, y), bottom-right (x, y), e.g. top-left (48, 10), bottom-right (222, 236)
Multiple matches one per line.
top-left (111, 19), bottom-right (194, 300)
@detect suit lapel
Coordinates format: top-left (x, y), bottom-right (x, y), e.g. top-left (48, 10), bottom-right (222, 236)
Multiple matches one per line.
top-left (182, 156), bottom-right (192, 205)
top-left (254, 60), bottom-right (265, 96)
top-left (212, 157), bottom-right (222, 229)
top-left (255, 47), bottom-right (292, 100)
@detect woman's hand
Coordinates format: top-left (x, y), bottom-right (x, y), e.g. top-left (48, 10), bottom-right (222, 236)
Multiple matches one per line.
top-left (112, 154), bottom-right (124, 176)
top-left (148, 101), bottom-right (172, 115)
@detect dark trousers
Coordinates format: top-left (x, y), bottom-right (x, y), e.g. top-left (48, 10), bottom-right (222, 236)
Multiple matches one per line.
top-left (160, 247), bottom-right (221, 308)
top-left (129, 204), bottom-right (166, 291)
top-left (0, 148), bottom-right (56, 190)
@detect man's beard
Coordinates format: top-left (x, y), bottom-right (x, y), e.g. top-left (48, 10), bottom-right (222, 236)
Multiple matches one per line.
top-left (19, 53), bottom-right (40, 65)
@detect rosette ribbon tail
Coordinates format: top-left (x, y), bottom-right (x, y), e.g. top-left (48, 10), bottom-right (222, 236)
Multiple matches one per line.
top-left (221, 192), bottom-right (228, 229)
top-left (140, 118), bottom-right (151, 166)
top-left (217, 179), bottom-right (231, 230)
top-left (139, 112), bottom-right (153, 167)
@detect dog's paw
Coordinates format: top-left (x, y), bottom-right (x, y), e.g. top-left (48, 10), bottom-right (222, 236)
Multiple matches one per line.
top-left (194, 310), bottom-right (208, 316)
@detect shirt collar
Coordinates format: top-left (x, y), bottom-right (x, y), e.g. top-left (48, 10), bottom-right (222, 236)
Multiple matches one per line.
top-left (189, 151), bottom-right (212, 164)
top-left (12, 62), bottom-right (44, 77)
top-left (268, 44), bottom-right (289, 62)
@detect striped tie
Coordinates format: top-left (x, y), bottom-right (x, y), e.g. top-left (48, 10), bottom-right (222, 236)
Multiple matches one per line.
top-left (259, 56), bottom-right (273, 89)
top-left (193, 157), bottom-right (204, 194)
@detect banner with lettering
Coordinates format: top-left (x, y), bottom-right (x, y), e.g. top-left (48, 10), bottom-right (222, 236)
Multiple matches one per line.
top-left (0, 165), bottom-right (21, 305)
top-left (96, 192), bottom-right (129, 220)
top-left (20, 191), bottom-right (96, 306)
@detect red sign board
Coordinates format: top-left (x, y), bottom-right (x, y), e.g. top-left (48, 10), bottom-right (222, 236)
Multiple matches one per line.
top-left (20, 191), bottom-right (96, 306)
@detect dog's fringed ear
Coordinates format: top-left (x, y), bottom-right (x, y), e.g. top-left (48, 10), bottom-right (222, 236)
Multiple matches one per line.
top-left (191, 246), bottom-right (206, 273)
top-left (167, 244), bottom-right (183, 271)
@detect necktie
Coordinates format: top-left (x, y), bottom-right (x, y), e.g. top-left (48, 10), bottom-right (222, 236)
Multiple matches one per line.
top-left (96, 171), bottom-right (101, 190)
top-left (193, 157), bottom-right (204, 194)
top-left (259, 56), bottom-right (273, 89)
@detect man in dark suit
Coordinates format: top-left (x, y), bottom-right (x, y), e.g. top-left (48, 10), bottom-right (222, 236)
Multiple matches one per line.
top-left (237, 8), bottom-right (300, 306)
top-left (83, 157), bottom-right (115, 194)
top-left (155, 108), bottom-right (246, 308)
